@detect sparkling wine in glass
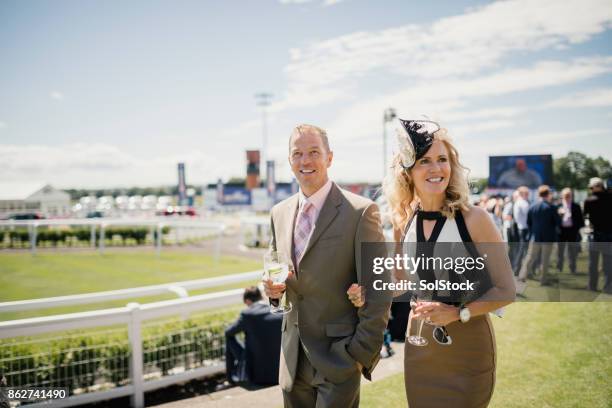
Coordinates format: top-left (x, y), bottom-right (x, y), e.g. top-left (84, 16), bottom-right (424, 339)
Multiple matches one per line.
top-left (407, 297), bottom-right (428, 346)
top-left (263, 251), bottom-right (292, 314)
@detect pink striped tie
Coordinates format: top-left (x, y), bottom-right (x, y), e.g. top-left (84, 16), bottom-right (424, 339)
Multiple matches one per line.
top-left (294, 201), bottom-right (314, 262)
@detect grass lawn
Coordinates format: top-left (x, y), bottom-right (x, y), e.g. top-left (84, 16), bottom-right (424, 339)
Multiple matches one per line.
top-left (0, 250), bottom-right (261, 321)
top-left (360, 302), bottom-right (612, 407)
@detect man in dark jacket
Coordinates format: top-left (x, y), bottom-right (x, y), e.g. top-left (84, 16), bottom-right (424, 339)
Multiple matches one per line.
top-left (518, 185), bottom-right (560, 286)
top-left (583, 177), bottom-right (612, 293)
top-left (557, 188), bottom-right (585, 274)
top-left (225, 286), bottom-right (283, 385)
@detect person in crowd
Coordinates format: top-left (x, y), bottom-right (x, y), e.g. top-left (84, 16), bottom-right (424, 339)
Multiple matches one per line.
top-left (517, 185), bottom-right (560, 287)
top-left (225, 286), bottom-right (283, 385)
top-left (583, 177), bottom-right (612, 293)
top-left (512, 186), bottom-right (531, 273)
top-left (557, 188), bottom-right (584, 274)
top-left (264, 124), bottom-right (392, 408)
top-left (348, 118), bottom-right (515, 407)
top-left (503, 191), bottom-right (519, 261)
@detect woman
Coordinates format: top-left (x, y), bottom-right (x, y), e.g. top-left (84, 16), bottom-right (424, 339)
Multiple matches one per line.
top-left (347, 119), bottom-right (515, 408)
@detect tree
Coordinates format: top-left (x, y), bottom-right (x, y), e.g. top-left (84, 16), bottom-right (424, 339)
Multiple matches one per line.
top-left (553, 151), bottom-right (612, 190)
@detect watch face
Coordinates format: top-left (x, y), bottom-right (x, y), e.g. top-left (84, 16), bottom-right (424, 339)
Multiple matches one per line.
top-left (460, 307), bottom-right (470, 322)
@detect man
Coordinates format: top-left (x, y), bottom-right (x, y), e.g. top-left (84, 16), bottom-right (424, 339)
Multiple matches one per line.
top-left (583, 177), bottom-right (612, 293)
top-left (498, 158), bottom-right (543, 189)
top-left (225, 286), bottom-right (283, 385)
top-left (512, 186), bottom-right (531, 274)
top-left (518, 185), bottom-right (560, 286)
top-left (265, 124), bottom-right (391, 407)
top-left (503, 191), bottom-right (519, 262)
top-left (556, 188), bottom-right (584, 274)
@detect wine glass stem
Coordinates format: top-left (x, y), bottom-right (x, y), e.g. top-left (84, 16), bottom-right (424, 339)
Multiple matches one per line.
top-left (417, 319), bottom-right (424, 338)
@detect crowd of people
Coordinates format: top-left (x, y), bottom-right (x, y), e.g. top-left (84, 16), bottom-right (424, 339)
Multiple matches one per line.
top-left (478, 177), bottom-right (612, 294)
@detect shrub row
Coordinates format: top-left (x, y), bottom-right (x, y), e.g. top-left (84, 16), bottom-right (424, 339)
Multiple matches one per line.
top-left (1, 227), bottom-right (171, 248)
top-left (0, 309), bottom-right (237, 394)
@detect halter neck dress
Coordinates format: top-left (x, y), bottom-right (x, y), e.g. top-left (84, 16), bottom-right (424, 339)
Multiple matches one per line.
top-left (402, 209), bottom-right (496, 408)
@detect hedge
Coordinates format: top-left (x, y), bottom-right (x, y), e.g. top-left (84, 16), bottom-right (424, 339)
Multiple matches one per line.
top-left (0, 308), bottom-right (239, 394)
top-left (0, 226), bottom-right (171, 249)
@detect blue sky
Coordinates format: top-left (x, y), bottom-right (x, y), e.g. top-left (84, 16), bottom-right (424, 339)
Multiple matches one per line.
top-left (1, 0), bottom-right (611, 188)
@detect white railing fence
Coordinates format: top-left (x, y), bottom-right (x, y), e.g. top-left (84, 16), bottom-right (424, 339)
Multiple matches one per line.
top-left (0, 270), bottom-right (262, 313)
top-left (0, 218), bottom-right (226, 257)
top-left (0, 289), bottom-right (244, 408)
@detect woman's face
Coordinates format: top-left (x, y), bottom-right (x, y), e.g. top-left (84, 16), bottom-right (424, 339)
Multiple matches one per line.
top-left (410, 139), bottom-right (452, 199)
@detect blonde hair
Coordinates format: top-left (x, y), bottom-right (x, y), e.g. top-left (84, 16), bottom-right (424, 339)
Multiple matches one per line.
top-left (289, 124), bottom-right (330, 152)
top-left (383, 127), bottom-right (471, 231)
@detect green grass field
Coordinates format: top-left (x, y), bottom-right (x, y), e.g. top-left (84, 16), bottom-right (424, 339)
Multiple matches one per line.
top-left (361, 302), bottom-right (612, 408)
top-left (0, 251), bottom-right (260, 321)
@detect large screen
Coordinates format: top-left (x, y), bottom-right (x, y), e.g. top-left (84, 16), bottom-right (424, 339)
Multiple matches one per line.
top-left (489, 155), bottom-right (553, 189)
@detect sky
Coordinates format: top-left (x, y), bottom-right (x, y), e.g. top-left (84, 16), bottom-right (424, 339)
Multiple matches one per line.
top-left (1, 0), bottom-right (612, 189)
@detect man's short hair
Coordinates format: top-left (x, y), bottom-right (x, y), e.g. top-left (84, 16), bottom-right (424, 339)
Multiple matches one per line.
top-left (243, 286), bottom-right (262, 303)
top-left (538, 185), bottom-right (550, 198)
top-left (289, 124), bottom-right (330, 152)
top-left (561, 187), bottom-right (572, 197)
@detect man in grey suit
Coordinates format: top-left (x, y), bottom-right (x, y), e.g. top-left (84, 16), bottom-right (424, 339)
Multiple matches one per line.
top-left (264, 124), bottom-right (391, 407)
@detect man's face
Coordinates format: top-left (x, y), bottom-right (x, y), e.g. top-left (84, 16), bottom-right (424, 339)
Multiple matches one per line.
top-left (516, 159), bottom-right (527, 172)
top-left (289, 130), bottom-right (333, 196)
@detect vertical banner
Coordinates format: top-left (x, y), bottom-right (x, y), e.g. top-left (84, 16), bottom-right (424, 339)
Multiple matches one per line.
top-left (216, 178), bottom-right (224, 205)
top-left (178, 162), bottom-right (187, 206)
top-left (246, 150), bottom-right (260, 190)
top-left (266, 160), bottom-right (276, 199)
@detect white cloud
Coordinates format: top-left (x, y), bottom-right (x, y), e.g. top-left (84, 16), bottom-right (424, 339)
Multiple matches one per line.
top-left (542, 87), bottom-right (612, 108)
top-left (50, 91), bottom-right (64, 101)
top-left (0, 143), bottom-right (242, 188)
top-left (0, 121), bottom-right (6, 129)
top-left (279, 0), bottom-right (612, 109)
top-left (326, 56), bottom-right (612, 145)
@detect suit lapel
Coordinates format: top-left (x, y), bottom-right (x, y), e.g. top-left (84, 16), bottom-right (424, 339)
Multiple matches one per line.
top-left (300, 183), bottom-right (342, 261)
top-left (282, 195), bottom-right (300, 273)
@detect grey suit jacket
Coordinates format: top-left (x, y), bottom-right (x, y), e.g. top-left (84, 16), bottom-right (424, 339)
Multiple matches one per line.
top-left (270, 182), bottom-right (391, 391)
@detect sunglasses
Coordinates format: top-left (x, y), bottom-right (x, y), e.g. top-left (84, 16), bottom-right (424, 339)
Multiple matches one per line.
top-left (432, 326), bottom-right (452, 346)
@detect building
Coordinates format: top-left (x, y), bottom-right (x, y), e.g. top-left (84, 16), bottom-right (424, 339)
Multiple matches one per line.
top-left (0, 183), bottom-right (71, 218)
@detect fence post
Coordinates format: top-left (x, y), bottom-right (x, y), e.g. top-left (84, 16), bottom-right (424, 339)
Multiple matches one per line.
top-left (90, 224), bottom-right (96, 249)
top-left (156, 223), bottom-right (162, 257)
top-left (100, 224), bottom-right (106, 254)
top-left (214, 225), bottom-right (222, 265)
top-left (127, 302), bottom-right (144, 408)
top-left (29, 223), bottom-right (37, 255)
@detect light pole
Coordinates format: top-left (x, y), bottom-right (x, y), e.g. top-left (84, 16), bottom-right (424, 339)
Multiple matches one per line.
top-left (255, 92), bottom-right (273, 184)
top-left (382, 107), bottom-right (397, 180)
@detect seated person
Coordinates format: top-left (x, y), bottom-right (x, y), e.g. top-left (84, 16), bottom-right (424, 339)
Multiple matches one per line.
top-left (225, 286), bottom-right (282, 385)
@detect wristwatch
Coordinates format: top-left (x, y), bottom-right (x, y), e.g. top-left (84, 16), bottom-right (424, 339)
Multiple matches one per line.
top-left (459, 306), bottom-right (471, 323)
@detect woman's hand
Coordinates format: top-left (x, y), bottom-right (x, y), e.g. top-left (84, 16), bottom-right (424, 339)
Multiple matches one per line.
top-left (346, 284), bottom-right (365, 307)
top-left (413, 301), bottom-right (459, 326)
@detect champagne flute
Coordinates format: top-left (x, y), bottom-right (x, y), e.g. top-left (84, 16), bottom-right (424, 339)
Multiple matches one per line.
top-left (407, 297), bottom-right (428, 346)
top-left (263, 250), bottom-right (292, 314)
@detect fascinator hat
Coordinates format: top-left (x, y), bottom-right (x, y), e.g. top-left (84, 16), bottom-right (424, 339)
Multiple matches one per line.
top-left (396, 118), bottom-right (440, 169)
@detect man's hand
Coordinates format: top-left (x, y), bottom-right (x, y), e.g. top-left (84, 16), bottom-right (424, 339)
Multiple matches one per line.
top-left (263, 270), bottom-right (294, 299)
top-left (346, 283), bottom-right (365, 307)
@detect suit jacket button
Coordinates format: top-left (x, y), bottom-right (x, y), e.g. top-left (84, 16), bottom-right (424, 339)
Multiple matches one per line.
top-left (298, 294), bottom-right (304, 301)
